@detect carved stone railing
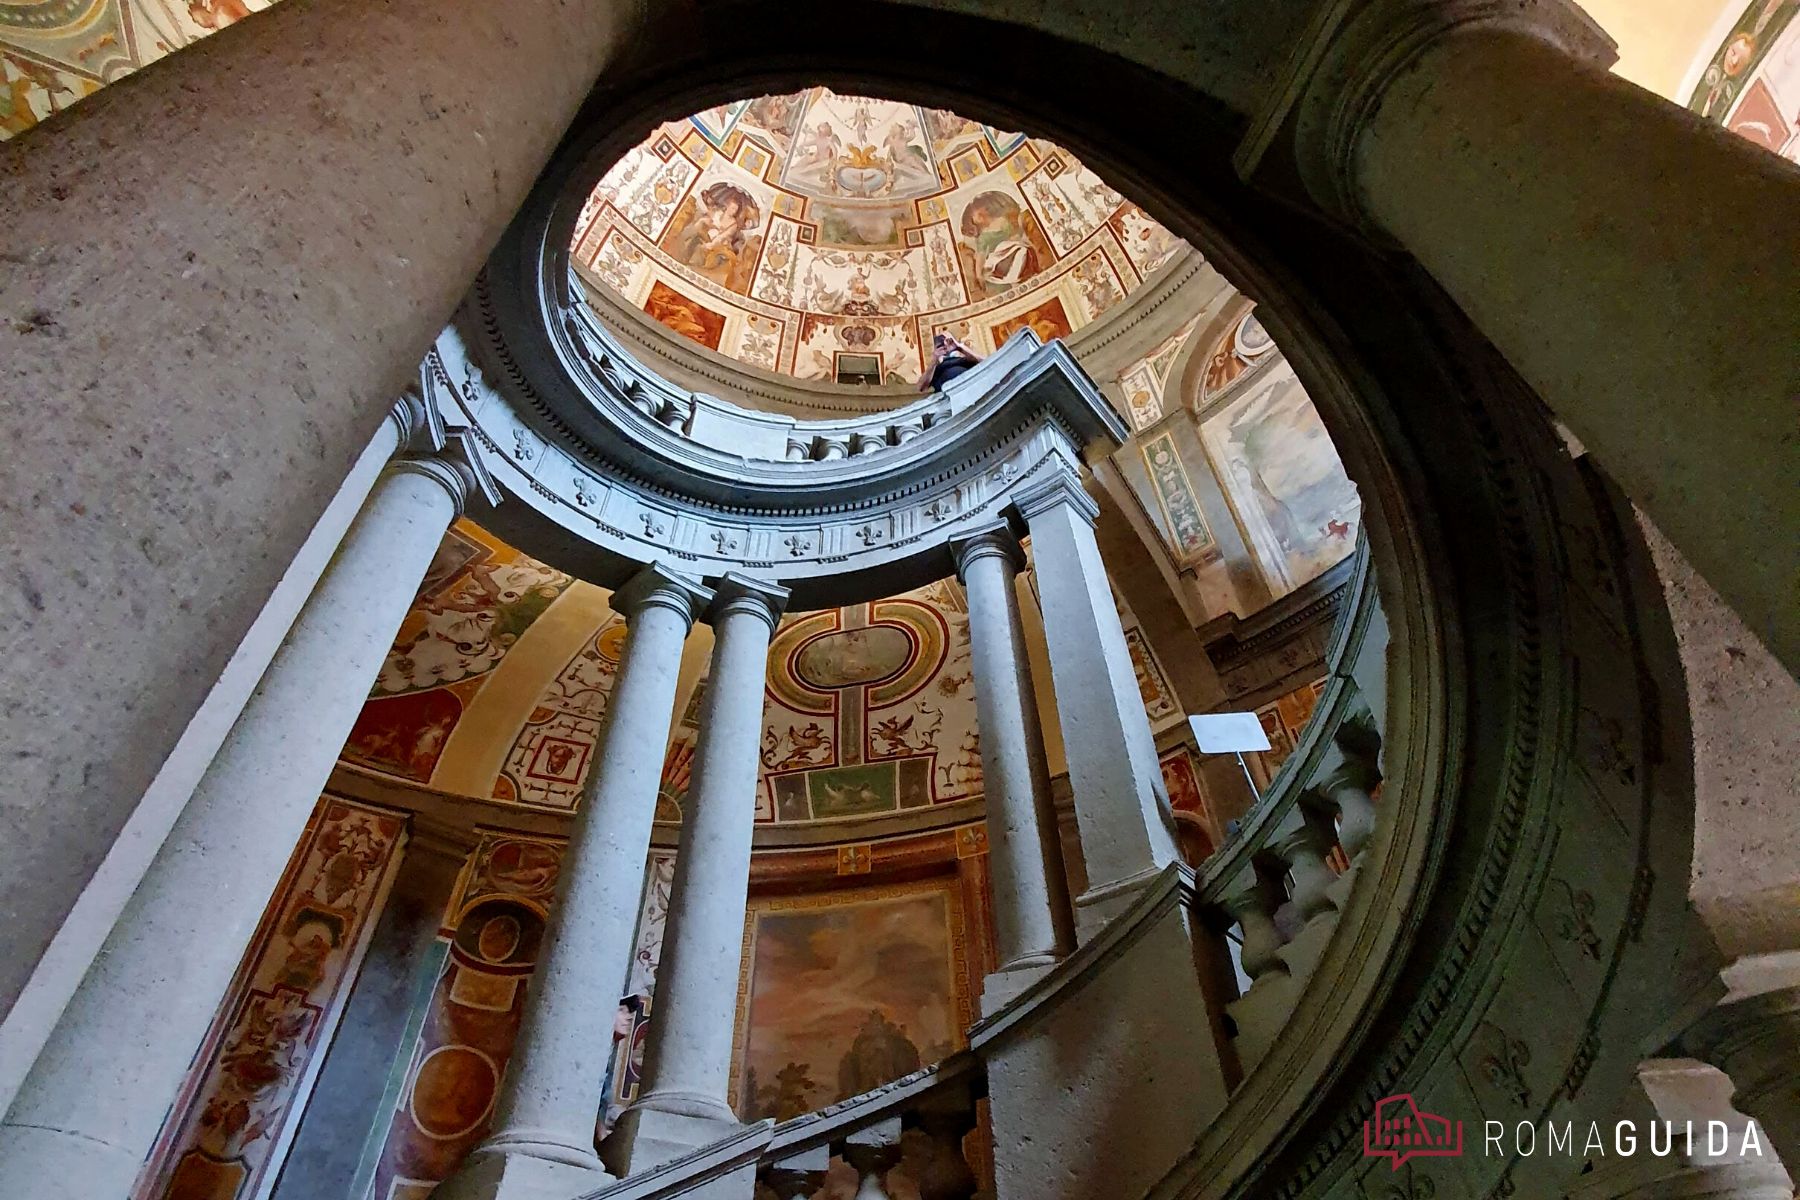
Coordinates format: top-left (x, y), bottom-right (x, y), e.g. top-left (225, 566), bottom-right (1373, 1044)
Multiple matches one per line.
top-left (573, 1054), bottom-right (984, 1200)
top-left (562, 285), bottom-right (1047, 466)
top-left (1190, 533), bottom-right (1387, 1073)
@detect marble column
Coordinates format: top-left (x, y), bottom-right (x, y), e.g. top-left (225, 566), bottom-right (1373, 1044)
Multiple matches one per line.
top-left (439, 564), bottom-right (710, 1200)
top-left (606, 574), bottom-right (789, 1174)
top-left (0, 0), bottom-right (649, 1023)
top-left (950, 521), bottom-right (1074, 1007)
top-left (1685, 986), bottom-right (1800, 1175)
top-left (0, 448), bottom-right (482, 1199)
top-left (1012, 472), bottom-right (1178, 934)
top-left (1280, 0), bottom-right (1800, 671)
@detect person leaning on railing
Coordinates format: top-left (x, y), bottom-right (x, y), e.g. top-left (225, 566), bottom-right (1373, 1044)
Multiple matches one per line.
top-left (918, 332), bottom-right (982, 391)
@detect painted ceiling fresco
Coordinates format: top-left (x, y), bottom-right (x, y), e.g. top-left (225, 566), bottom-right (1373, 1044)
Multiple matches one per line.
top-left (1, 0), bottom-right (270, 137)
top-left (573, 89), bottom-right (1185, 385)
top-left (1688, 0), bottom-right (1800, 162)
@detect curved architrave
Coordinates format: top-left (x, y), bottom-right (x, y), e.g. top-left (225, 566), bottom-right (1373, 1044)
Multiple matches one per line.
top-left (425, 320), bottom-right (1129, 608)
top-left (440, 5), bottom-right (1701, 1196)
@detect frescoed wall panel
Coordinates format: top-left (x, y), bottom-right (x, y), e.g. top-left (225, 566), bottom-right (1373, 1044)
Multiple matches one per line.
top-left (1689, 0), bottom-right (1800, 163)
top-left (137, 797), bottom-right (407, 1200)
top-left (1200, 358), bottom-right (1361, 597)
top-left (734, 878), bottom-right (970, 1121)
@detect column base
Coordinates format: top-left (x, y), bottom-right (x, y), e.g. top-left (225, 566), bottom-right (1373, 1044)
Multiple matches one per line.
top-left (981, 958), bottom-right (1057, 1016)
top-left (432, 1140), bottom-right (612, 1200)
top-left (1073, 866), bottom-right (1165, 940)
top-left (601, 1095), bottom-right (743, 1177)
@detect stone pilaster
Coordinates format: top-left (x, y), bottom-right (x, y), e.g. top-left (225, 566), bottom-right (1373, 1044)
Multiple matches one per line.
top-left (438, 563), bottom-right (710, 1200)
top-left (0, 445), bottom-right (488, 1200)
top-left (605, 574), bottom-right (789, 1175)
top-left (1012, 472), bottom-right (1178, 935)
top-left (950, 521), bottom-right (1074, 1008)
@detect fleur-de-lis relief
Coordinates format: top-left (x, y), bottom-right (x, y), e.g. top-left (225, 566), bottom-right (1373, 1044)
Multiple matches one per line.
top-left (989, 457), bottom-right (1019, 485)
top-left (639, 512), bottom-right (668, 540)
top-left (511, 429), bottom-right (536, 460)
top-left (856, 524), bottom-right (887, 546)
top-left (1550, 878), bottom-right (1603, 961)
top-left (784, 534), bottom-right (812, 557)
top-left (573, 478), bottom-right (598, 508)
top-left (924, 496), bottom-right (957, 523)
top-left (710, 529), bottom-right (741, 554)
top-left (1477, 1021), bottom-right (1533, 1108)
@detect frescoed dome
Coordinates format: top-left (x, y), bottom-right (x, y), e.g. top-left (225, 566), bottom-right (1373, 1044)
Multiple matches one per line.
top-left (572, 88), bottom-right (1186, 386)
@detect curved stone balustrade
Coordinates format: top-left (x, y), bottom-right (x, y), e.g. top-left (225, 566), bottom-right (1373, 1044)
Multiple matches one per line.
top-left (1190, 533), bottom-right (1387, 1073)
top-left (565, 285), bottom-right (1030, 466)
top-left (573, 1055), bottom-right (984, 1200)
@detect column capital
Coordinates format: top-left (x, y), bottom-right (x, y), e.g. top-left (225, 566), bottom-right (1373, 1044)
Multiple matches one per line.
top-left (1240, 0), bottom-right (1616, 224)
top-left (385, 436), bottom-right (498, 521)
top-left (1011, 470), bottom-right (1099, 528)
top-left (1684, 984), bottom-right (1800, 1071)
top-left (950, 520), bottom-right (1026, 583)
top-left (386, 384), bottom-right (445, 454)
top-left (707, 572), bottom-right (790, 632)
top-left (613, 562), bottom-right (713, 630)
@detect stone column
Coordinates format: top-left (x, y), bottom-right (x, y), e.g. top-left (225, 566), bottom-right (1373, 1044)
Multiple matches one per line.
top-left (1279, 0), bottom-right (1800, 671)
top-left (0, 449), bottom-right (482, 1199)
top-left (950, 521), bottom-right (1074, 1007)
top-left (0, 0), bottom-right (649, 1023)
top-left (605, 574), bottom-right (789, 1174)
top-left (440, 564), bottom-right (710, 1200)
top-left (1684, 986), bottom-right (1800, 1175)
top-left (1012, 472), bottom-right (1178, 934)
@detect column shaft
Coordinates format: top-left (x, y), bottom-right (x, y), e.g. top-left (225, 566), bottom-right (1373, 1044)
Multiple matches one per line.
top-left (954, 525), bottom-right (1073, 993)
top-left (1351, 24), bottom-right (1800, 670)
top-left (0, 0), bottom-right (646, 1021)
top-left (607, 575), bottom-right (788, 1174)
top-left (0, 459), bottom-right (467, 1198)
top-left (441, 565), bottom-right (708, 1200)
top-left (1015, 476), bottom-right (1177, 933)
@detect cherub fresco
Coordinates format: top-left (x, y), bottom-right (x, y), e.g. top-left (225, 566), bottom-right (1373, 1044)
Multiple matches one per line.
top-left (660, 180), bottom-right (763, 293)
top-left (186, 0), bottom-right (252, 30)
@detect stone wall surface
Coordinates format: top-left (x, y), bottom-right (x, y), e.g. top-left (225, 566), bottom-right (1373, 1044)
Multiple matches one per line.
top-left (0, 0), bottom-right (644, 1019)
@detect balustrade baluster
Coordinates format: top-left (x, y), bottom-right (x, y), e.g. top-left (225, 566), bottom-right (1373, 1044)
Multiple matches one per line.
top-left (1273, 814), bottom-right (1339, 922)
top-left (1220, 866), bottom-right (1290, 980)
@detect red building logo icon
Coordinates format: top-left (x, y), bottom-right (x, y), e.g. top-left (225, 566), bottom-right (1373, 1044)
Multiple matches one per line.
top-left (1363, 1094), bottom-right (1463, 1168)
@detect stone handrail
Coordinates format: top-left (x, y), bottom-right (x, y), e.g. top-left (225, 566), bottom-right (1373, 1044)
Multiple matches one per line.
top-left (573, 1053), bottom-right (983, 1200)
top-left (1190, 531), bottom-right (1386, 1073)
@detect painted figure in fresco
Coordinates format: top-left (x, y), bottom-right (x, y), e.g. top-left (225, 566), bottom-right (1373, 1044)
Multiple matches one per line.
top-left (957, 191), bottom-right (1049, 297)
top-left (837, 1010), bottom-right (922, 1098)
top-left (186, 0), bottom-right (252, 31)
top-left (661, 181), bottom-right (762, 292)
top-left (798, 120), bottom-right (841, 167)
